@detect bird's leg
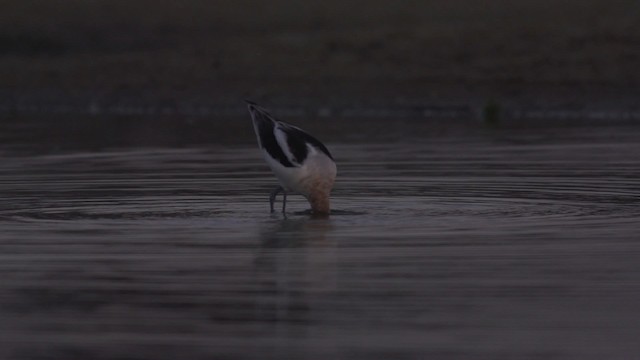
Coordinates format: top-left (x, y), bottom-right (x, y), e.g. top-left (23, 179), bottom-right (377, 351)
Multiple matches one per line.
top-left (269, 186), bottom-right (283, 213)
top-left (282, 191), bottom-right (287, 213)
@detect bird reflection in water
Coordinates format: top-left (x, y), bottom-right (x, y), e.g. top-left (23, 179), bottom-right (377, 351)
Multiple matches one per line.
top-left (253, 217), bottom-right (337, 330)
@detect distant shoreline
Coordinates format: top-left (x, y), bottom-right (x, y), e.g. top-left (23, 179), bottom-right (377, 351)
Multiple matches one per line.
top-left (1, 0), bottom-right (639, 120)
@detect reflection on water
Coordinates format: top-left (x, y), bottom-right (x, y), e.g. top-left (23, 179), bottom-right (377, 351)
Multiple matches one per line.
top-left (1, 124), bottom-right (640, 359)
top-left (254, 218), bottom-right (336, 328)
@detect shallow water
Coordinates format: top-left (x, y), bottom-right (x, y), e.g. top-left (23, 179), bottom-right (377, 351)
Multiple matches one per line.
top-left (1, 123), bottom-right (639, 359)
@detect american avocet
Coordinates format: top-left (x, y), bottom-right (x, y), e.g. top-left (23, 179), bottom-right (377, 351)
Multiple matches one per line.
top-left (247, 101), bottom-right (337, 215)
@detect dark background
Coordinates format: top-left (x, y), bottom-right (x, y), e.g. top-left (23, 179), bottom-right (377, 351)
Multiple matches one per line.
top-left (1, 0), bottom-right (639, 111)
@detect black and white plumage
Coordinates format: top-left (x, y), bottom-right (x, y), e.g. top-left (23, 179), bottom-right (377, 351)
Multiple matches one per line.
top-left (247, 101), bottom-right (337, 214)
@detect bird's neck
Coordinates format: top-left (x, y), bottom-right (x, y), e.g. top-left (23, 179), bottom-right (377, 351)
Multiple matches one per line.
top-left (308, 191), bottom-right (331, 215)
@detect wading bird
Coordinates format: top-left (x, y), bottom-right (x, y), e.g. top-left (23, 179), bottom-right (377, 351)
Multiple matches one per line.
top-left (247, 101), bottom-right (336, 215)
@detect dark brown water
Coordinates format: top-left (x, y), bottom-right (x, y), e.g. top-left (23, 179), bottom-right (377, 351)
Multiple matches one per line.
top-left (1, 120), bottom-right (639, 359)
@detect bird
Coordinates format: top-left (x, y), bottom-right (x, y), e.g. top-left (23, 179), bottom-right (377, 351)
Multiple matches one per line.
top-left (246, 101), bottom-right (337, 215)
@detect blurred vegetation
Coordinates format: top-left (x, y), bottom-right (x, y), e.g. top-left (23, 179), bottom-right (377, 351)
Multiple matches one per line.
top-left (482, 99), bottom-right (501, 126)
top-left (0, 0), bottom-right (639, 102)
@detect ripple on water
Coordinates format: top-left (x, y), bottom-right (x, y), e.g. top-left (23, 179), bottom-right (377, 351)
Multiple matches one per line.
top-left (0, 138), bottom-right (638, 229)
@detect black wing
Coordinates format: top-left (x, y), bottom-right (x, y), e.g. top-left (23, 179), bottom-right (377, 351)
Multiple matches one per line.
top-left (248, 101), bottom-right (333, 167)
top-left (279, 123), bottom-right (334, 161)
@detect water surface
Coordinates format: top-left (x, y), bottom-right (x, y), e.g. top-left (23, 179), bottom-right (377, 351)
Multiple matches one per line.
top-left (1, 123), bottom-right (639, 359)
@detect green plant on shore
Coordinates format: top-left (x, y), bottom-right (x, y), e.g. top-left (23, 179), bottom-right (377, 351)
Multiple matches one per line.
top-left (483, 99), bottom-right (501, 126)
